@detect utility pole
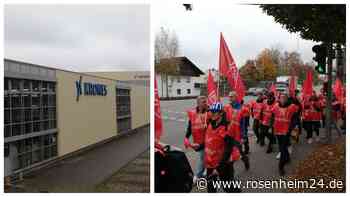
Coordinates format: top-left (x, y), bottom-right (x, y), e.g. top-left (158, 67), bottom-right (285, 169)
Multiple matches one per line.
top-left (325, 43), bottom-right (334, 143)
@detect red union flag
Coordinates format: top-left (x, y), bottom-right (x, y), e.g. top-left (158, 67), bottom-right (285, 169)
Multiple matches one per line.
top-left (207, 70), bottom-right (218, 105)
top-left (219, 33), bottom-right (245, 102)
top-left (333, 78), bottom-right (344, 103)
top-left (154, 78), bottom-right (163, 142)
top-left (302, 69), bottom-right (313, 100)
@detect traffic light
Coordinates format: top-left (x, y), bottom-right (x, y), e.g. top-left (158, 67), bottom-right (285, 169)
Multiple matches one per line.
top-left (183, 4), bottom-right (192, 11)
top-left (312, 44), bottom-right (327, 74)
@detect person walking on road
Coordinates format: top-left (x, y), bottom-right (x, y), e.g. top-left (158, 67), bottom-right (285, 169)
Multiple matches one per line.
top-left (260, 92), bottom-right (277, 153)
top-left (250, 92), bottom-right (265, 144)
top-left (184, 96), bottom-right (208, 180)
top-left (302, 91), bottom-right (322, 144)
top-left (271, 93), bottom-right (299, 176)
top-left (224, 91), bottom-right (250, 170)
top-left (205, 102), bottom-right (241, 193)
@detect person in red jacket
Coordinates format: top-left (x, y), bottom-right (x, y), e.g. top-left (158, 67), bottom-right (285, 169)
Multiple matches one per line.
top-left (271, 93), bottom-right (299, 176)
top-left (224, 91), bottom-right (250, 170)
top-left (260, 92), bottom-right (276, 153)
top-left (302, 92), bottom-right (322, 144)
top-left (184, 96), bottom-right (208, 179)
top-left (251, 93), bottom-right (265, 144)
top-left (205, 102), bottom-right (241, 193)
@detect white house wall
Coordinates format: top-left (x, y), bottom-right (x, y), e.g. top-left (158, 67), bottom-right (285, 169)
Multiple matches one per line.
top-left (156, 74), bottom-right (203, 98)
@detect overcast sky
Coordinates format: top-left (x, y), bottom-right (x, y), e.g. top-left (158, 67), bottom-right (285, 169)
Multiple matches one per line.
top-left (154, 3), bottom-right (318, 71)
top-left (5, 4), bottom-right (150, 72)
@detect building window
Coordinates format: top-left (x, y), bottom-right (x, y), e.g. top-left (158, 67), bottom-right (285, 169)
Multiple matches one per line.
top-left (116, 87), bottom-right (131, 134)
top-left (186, 77), bottom-right (191, 83)
top-left (5, 143), bottom-right (10, 158)
top-left (177, 89), bottom-right (181, 95)
top-left (187, 89), bottom-right (191, 94)
top-left (177, 77), bottom-right (181, 83)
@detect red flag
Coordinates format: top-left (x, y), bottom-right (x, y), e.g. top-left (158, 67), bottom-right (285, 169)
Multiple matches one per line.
top-left (270, 83), bottom-right (276, 95)
top-left (289, 75), bottom-right (296, 98)
top-left (218, 33), bottom-right (245, 102)
top-left (302, 69), bottom-right (313, 100)
top-left (154, 78), bottom-right (163, 142)
top-left (333, 78), bottom-right (344, 103)
top-left (207, 70), bottom-right (218, 105)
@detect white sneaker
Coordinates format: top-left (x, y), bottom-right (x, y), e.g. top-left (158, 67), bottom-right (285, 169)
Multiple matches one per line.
top-left (315, 137), bottom-right (320, 142)
top-left (276, 152), bottom-right (281, 160)
top-left (288, 146), bottom-right (293, 154)
top-left (307, 138), bottom-right (313, 144)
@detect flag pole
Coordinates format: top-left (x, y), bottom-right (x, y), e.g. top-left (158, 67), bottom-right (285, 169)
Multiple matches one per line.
top-left (217, 71), bottom-right (220, 101)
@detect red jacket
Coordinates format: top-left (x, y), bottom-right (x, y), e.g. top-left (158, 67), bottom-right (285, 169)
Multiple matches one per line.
top-left (272, 104), bottom-right (299, 135)
top-left (261, 101), bottom-right (276, 126)
top-left (251, 101), bottom-right (264, 121)
top-left (204, 124), bottom-right (227, 169)
top-left (187, 108), bottom-right (208, 144)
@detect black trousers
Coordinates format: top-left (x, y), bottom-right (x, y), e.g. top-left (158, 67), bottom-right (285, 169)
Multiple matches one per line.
top-left (276, 135), bottom-right (290, 171)
top-left (207, 162), bottom-right (238, 193)
top-left (259, 124), bottom-right (274, 146)
top-left (303, 121), bottom-right (320, 139)
top-left (253, 119), bottom-right (260, 143)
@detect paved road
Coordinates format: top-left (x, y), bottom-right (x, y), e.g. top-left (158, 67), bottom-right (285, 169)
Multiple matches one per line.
top-left (159, 98), bottom-right (341, 192)
top-left (14, 126), bottom-right (150, 192)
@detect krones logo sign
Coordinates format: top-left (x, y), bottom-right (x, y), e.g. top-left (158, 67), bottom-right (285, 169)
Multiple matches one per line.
top-left (76, 76), bottom-right (107, 101)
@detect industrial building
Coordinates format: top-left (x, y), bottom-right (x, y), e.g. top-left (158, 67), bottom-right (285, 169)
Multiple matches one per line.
top-left (4, 59), bottom-right (150, 177)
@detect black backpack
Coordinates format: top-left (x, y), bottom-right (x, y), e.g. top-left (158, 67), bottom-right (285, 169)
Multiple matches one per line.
top-left (155, 145), bottom-right (193, 193)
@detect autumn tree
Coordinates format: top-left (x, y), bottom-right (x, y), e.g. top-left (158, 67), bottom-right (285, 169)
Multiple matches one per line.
top-left (256, 49), bottom-right (277, 81)
top-left (239, 59), bottom-right (259, 87)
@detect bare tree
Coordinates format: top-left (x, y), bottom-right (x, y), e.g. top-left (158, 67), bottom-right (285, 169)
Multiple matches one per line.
top-left (155, 27), bottom-right (179, 63)
top-left (155, 27), bottom-right (180, 98)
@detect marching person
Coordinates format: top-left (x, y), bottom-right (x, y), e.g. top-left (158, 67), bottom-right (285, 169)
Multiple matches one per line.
top-left (250, 92), bottom-right (265, 144)
top-left (224, 91), bottom-right (250, 170)
top-left (205, 102), bottom-right (241, 193)
top-left (241, 100), bottom-right (251, 154)
top-left (260, 92), bottom-right (276, 153)
top-left (302, 91), bottom-right (322, 144)
top-left (271, 93), bottom-right (299, 176)
top-left (184, 96), bottom-right (208, 180)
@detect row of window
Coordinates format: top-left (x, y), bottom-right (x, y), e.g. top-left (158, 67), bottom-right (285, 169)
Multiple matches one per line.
top-left (5, 107), bottom-right (56, 124)
top-left (176, 89), bottom-right (191, 95)
top-left (5, 120), bottom-right (57, 138)
top-left (4, 133), bottom-right (57, 170)
top-left (116, 88), bottom-right (132, 133)
top-left (4, 78), bottom-right (56, 93)
top-left (5, 95), bottom-right (56, 109)
top-left (170, 77), bottom-right (191, 83)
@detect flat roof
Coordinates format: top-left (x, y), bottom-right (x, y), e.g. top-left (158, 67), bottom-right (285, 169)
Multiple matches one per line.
top-left (4, 58), bottom-right (148, 86)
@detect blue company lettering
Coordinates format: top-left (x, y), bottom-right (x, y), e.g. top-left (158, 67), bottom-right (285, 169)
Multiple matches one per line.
top-left (75, 77), bottom-right (107, 101)
top-left (83, 82), bottom-right (107, 96)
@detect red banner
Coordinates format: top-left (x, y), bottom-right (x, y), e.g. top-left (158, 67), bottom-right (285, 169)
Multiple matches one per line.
top-left (219, 33), bottom-right (245, 102)
top-left (333, 78), bottom-right (344, 103)
top-left (302, 69), bottom-right (313, 100)
top-left (154, 78), bottom-right (163, 142)
top-left (207, 70), bottom-right (218, 105)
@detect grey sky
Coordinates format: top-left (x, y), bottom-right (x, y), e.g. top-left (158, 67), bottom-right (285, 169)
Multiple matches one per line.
top-left (5, 4), bottom-right (150, 72)
top-left (154, 3), bottom-right (318, 71)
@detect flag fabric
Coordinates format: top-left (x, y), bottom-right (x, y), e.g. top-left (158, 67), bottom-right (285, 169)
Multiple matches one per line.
top-left (270, 83), bottom-right (276, 95)
top-left (289, 75), bottom-right (296, 98)
top-left (333, 78), bottom-right (344, 103)
top-left (207, 70), bottom-right (218, 105)
top-left (302, 69), bottom-right (313, 100)
top-left (218, 33), bottom-right (245, 102)
top-left (154, 78), bottom-right (163, 142)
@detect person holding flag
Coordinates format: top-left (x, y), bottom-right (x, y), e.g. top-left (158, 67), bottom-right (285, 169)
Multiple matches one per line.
top-left (184, 96), bottom-right (208, 180)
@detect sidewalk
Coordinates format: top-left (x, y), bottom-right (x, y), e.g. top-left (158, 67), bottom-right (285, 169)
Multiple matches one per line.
top-left (10, 126), bottom-right (150, 192)
top-left (95, 150), bottom-right (150, 192)
top-left (190, 127), bottom-right (345, 192)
